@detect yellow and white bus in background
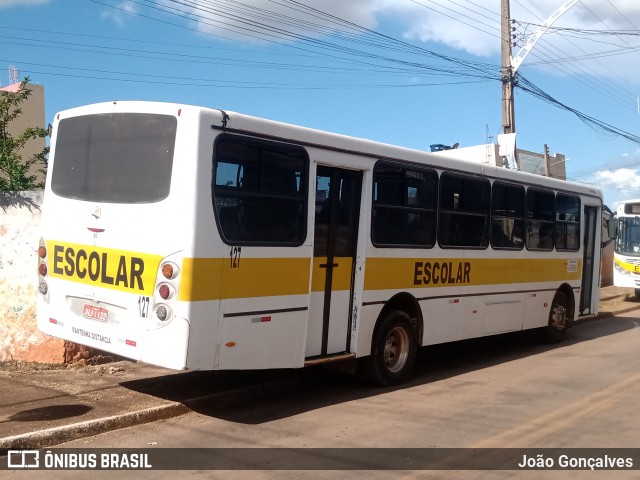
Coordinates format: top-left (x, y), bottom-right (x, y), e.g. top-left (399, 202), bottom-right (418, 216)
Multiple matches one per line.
top-left (611, 199), bottom-right (640, 298)
top-left (37, 101), bottom-right (603, 385)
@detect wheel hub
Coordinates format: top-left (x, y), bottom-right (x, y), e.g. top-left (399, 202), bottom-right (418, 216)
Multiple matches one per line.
top-left (384, 326), bottom-right (410, 373)
top-left (551, 304), bottom-right (567, 331)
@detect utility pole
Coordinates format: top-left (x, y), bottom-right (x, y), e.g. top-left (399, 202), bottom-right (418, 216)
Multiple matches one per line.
top-left (499, 0), bottom-right (579, 170)
top-left (502, 0), bottom-right (580, 134)
top-left (501, 0), bottom-right (515, 136)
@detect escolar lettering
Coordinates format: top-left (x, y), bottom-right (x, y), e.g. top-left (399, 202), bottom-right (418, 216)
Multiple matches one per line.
top-left (413, 261), bottom-right (471, 286)
top-left (53, 245), bottom-right (145, 290)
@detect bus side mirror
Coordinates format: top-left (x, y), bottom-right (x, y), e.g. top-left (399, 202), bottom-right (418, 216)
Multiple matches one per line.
top-left (602, 205), bottom-right (615, 240)
top-left (601, 217), bottom-right (615, 249)
top-left (607, 217), bottom-right (617, 240)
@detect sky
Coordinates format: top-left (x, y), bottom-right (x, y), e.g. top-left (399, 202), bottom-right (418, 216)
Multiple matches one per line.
top-left (1, 0), bottom-right (640, 207)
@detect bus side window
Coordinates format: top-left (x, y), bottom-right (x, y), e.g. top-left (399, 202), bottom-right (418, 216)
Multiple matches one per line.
top-left (491, 182), bottom-right (525, 250)
top-left (371, 162), bottom-right (437, 248)
top-left (526, 188), bottom-right (555, 251)
top-left (213, 135), bottom-right (308, 246)
top-left (438, 173), bottom-right (490, 249)
top-left (555, 194), bottom-right (580, 251)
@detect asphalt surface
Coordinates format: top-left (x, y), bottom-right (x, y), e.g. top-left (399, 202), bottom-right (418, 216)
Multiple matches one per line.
top-left (0, 285), bottom-right (637, 450)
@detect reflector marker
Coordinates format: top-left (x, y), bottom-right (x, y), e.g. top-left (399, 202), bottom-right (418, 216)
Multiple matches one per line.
top-left (251, 316), bottom-right (272, 323)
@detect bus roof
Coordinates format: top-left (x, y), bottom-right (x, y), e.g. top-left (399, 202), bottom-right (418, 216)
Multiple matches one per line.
top-left (56, 101), bottom-right (603, 201)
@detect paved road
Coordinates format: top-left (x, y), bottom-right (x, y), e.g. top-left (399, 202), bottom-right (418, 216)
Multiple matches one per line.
top-left (15, 306), bottom-right (639, 480)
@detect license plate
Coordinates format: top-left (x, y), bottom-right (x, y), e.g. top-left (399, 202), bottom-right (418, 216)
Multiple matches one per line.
top-left (82, 304), bottom-right (109, 322)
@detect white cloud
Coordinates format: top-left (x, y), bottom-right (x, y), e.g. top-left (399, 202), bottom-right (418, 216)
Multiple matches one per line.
top-left (570, 0), bottom-right (640, 26)
top-left (374, 0), bottom-right (498, 56)
top-left (145, 0), bottom-right (640, 85)
top-left (569, 147), bottom-right (640, 206)
top-left (170, 0), bottom-right (380, 43)
top-left (0, 0), bottom-right (49, 7)
top-left (588, 149), bottom-right (640, 205)
top-left (176, 0), bottom-right (500, 55)
top-left (382, 0), bottom-right (640, 69)
top-left (101, 1), bottom-right (137, 27)
top-left (163, 1), bottom-right (640, 72)
top-left (594, 168), bottom-right (640, 188)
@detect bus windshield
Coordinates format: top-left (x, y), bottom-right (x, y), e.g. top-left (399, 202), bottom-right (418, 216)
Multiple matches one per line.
top-left (51, 113), bottom-right (177, 204)
top-left (615, 217), bottom-right (640, 256)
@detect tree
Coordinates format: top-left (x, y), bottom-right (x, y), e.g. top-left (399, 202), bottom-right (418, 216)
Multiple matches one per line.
top-left (0, 77), bottom-right (48, 191)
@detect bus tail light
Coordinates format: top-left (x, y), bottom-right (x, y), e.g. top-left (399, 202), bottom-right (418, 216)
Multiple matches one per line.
top-left (154, 259), bottom-right (180, 322)
top-left (38, 238), bottom-right (48, 295)
top-left (162, 262), bottom-right (179, 280)
top-left (156, 305), bottom-right (171, 321)
top-left (158, 283), bottom-right (173, 300)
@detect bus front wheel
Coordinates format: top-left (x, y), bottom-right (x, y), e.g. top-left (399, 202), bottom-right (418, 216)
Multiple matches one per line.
top-left (361, 311), bottom-right (417, 387)
top-left (545, 291), bottom-right (569, 343)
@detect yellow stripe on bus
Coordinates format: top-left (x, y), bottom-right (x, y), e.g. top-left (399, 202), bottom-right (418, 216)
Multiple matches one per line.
top-left (179, 257), bottom-right (311, 301)
top-left (46, 241), bottom-right (162, 296)
top-left (49, 243), bottom-right (582, 302)
top-left (181, 256), bottom-right (581, 301)
top-left (311, 257), bottom-right (353, 292)
top-left (364, 257), bottom-right (582, 291)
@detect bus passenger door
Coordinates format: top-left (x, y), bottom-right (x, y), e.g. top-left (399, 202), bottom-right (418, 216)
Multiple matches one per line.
top-left (580, 206), bottom-right (598, 314)
top-left (306, 166), bottom-right (362, 358)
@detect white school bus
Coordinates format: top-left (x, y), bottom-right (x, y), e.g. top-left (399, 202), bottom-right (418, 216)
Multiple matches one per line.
top-left (611, 199), bottom-right (640, 298)
top-left (37, 101), bottom-right (603, 385)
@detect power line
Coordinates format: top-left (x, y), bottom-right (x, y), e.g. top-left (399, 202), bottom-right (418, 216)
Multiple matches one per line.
top-left (406, 0), bottom-right (500, 38)
top-left (511, 20), bottom-right (639, 113)
top-left (10, 60), bottom-right (489, 90)
top-left (518, 22), bottom-right (640, 37)
top-left (513, 0), bottom-right (640, 108)
top-left (517, 73), bottom-right (640, 145)
top-left (89, 0), bottom-right (498, 81)
top-left (6, 0), bottom-right (638, 148)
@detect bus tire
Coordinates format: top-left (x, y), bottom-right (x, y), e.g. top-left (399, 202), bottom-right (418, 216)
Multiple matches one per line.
top-left (545, 291), bottom-right (569, 343)
top-left (361, 311), bottom-right (417, 387)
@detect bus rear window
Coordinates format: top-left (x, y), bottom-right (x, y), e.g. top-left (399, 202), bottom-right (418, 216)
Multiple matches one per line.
top-left (51, 113), bottom-right (176, 203)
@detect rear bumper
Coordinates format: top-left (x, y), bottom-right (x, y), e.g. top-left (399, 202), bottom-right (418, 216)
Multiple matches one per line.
top-left (37, 297), bottom-right (190, 370)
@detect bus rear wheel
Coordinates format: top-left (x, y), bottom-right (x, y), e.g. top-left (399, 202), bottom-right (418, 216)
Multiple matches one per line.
top-left (361, 311), bottom-right (417, 387)
top-left (545, 291), bottom-right (569, 343)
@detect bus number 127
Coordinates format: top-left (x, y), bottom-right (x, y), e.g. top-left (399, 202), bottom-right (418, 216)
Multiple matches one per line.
top-left (138, 296), bottom-right (150, 318)
top-left (230, 246), bottom-right (241, 268)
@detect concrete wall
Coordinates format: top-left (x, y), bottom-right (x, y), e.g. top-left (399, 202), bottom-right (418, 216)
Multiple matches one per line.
top-left (0, 191), bottom-right (64, 363)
